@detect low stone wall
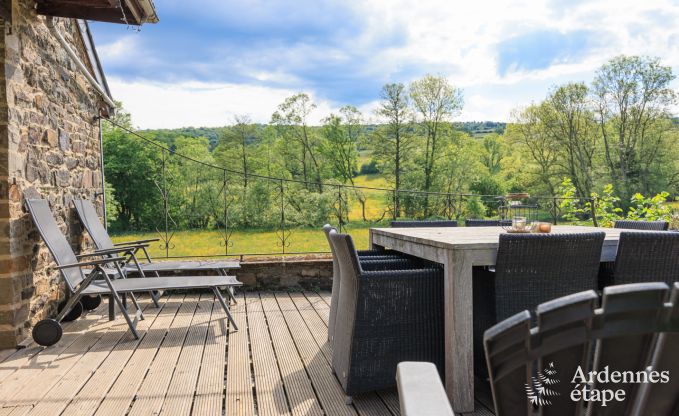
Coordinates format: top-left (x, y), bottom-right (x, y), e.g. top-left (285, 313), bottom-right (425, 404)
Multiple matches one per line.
top-left (137, 258), bottom-right (334, 291)
top-left (234, 259), bottom-right (333, 291)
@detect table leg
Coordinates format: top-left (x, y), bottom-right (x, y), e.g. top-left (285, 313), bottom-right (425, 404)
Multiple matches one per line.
top-left (444, 249), bottom-right (475, 413)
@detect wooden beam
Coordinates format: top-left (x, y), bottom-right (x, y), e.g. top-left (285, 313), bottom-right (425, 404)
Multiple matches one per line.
top-left (35, 0), bottom-right (149, 25)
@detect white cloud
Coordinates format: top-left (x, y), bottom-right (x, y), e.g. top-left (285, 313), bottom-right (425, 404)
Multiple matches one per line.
top-left (98, 0), bottom-right (679, 126)
top-left (108, 78), bottom-right (340, 128)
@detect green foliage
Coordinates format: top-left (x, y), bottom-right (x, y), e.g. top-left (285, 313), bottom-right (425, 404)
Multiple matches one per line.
top-left (558, 178), bottom-right (673, 227)
top-left (626, 192), bottom-right (671, 221)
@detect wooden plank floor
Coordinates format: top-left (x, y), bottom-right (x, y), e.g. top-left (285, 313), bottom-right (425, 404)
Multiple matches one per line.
top-left (0, 292), bottom-right (495, 416)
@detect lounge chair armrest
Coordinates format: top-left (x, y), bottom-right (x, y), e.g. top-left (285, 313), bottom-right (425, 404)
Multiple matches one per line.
top-left (55, 256), bottom-right (127, 270)
top-left (397, 362), bottom-right (455, 416)
top-left (76, 247), bottom-right (139, 259)
top-left (92, 246), bottom-right (148, 256)
top-left (113, 238), bottom-right (160, 246)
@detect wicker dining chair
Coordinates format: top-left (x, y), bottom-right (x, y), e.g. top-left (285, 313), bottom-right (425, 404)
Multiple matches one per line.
top-left (391, 220), bottom-right (458, 227)
top-left (322, 224), bottom-right (409, 344)
top-left (329, 231), bottom-right (444, 401)
top-left (614, 219), bottom-right (669, 231)
top-left (599, 231), bottom-right (679, 289)
top-left (398, 282), bottom-right (679, 416)
top-left (465, 219), bottom-right (500, 227)
top-left (473, 232), bottom-right (605, 378)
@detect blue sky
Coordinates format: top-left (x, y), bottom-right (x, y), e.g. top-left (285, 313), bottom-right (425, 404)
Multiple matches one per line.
top-left (90, 0), bottom-right (679, 128)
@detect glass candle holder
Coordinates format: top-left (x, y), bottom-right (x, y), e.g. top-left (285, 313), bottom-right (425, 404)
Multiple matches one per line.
top-left (512, 216), bottom-right (527, 230)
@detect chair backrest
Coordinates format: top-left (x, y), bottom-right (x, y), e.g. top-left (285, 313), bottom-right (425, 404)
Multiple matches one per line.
top-left (612, 231), bottom-right (679, 286)
top-left (322, 224), bottom-right (341, 344)
top-left (73, 199), bottom-right (115, 250)
top-left (391, 220), bottom-right (458, 228)
top-left (485, 282), bottom-right (679, 416)
top-left (26, 199), bottom-right (85, 292)
top-left (494, 232), bottom-right (605, 321)
top-left (614, 220), bottom-right (669, 231)
top-left (328, 231), bottom-right (364, 389)
top-left (465, 219), bottom-right (500, 227)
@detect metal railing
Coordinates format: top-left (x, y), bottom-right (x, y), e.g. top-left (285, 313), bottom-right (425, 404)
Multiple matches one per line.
top-left (104, 121), bottom-right (598, 259)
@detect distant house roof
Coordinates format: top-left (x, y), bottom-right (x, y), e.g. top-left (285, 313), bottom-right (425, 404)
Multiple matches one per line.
top-left (36, 0), bottom-right (159, 25)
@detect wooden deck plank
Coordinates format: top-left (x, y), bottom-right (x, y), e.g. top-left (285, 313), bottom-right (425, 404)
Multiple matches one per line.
top-left (191, 294), bottom-right (230, 416)
top-left (288, 292), bottom-right (395, 416)
top-left (225, 293), bottom-right (255, 416)
top-left (82, 294), bottom-right (188, 416)
top-left (1, 291), bottom-right (497, 416)
top-left (126, 297), bottom-right (200, 416)
top-left (274, 292), bottom-right (358, 416)
top-left (59, 295), bottom-right (179, 416)
top-left (376, 390), bottom-right (400, 415)
top-left (157, 297), bottom-right (213, 416)
top-left (260, 293), bottom-right (323, 416)
top-left (0, 303), bottom-right (111, 408)
top-left (25, 297), bottom-right (162, 416)
top-left (245, 293), bottom-right (291, 416)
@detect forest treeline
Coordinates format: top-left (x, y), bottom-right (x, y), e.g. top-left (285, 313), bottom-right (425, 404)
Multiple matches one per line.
top-left (103, 55), bottom-right (679, 231)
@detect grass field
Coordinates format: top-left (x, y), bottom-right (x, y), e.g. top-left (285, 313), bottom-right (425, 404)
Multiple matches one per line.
top-left (110, 225), bottom-right (373, 259)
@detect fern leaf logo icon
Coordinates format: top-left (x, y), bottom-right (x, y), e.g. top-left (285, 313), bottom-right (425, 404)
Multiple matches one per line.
top-left (525, 362), bottom-right (560, 406)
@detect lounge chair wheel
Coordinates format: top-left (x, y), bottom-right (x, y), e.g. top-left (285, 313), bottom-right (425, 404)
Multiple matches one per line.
top-left (81, 295), bottom-right (102, 311)
top-left (33, 319), bottom-right (62, 347)
top-left (58, 299), bottom-right (83, 322)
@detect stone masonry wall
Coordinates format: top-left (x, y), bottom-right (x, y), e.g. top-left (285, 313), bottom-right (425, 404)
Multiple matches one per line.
top-left (0, 0), bottom-right (106, 348)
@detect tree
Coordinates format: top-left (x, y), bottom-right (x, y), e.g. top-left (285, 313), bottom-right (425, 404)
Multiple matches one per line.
top-left (542, 83), bottom-right (597, 198)
top-left (372, 83), bottom-right (414, 217)
top-left (321, 106), bottom-right (361, 184)
top-left (102, 107), bottom-right (163, 230)
top-left (271, 93), bottom-right (323, 192)
top-left (409, 75), bottom-right (464, 216)
top-left (507, 106), bottom-right (560, 195)
top-left (481, 134), bottom-right (505, 176)
top-left (215, 115), bottom-right (257, 187)
top-left (593, 55), bottom-right (677, 199)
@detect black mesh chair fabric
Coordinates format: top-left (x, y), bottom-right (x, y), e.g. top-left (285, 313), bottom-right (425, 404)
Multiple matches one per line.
top-left (465, 219), bottom-right (500, 227)
top-left (391, 220), bottom-right (458, 228)
top-left (614, 220), bottom-right (669, 231)
top-left (599, 231), bottom-right (679, 289)
top-left (473, 232), bottom-right (605, 379)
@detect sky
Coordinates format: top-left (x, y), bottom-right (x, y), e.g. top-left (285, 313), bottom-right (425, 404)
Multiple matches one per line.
top-left (90, 0), bottom-right (679, 129)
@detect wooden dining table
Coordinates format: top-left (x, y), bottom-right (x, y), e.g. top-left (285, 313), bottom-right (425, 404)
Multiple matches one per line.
top-left (369, 225), bottom-right (626, 413)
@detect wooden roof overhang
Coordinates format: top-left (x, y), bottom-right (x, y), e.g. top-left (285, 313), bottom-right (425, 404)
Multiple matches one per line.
top-left (35, 0), bottom-right (158, 25)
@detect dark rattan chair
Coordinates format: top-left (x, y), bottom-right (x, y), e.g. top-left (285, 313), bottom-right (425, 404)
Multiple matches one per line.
top-left (599, 231), bottom-right (679, 289)
top-left (391, 220), bottom-right (458, 228)
top-left (465, 219), bottom-right (500, 227)
top-left (330, 231), bottom-right (444, 401)
top-left (614, 219), bottom-right (669, 230)
top-left (322, 224), bottom-right (406, 344)
top-left (398, 282), bottom-right (679, 415)
top-left (473, 232), bottom-right (605, 378)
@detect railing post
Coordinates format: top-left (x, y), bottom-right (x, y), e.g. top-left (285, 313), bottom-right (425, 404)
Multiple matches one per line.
top-left (280, 179), bottom-right (286, 255)
top-left (223, 170), bottom-right (229, 255)
top-left (337, 185), bottom-right (343, 233)
top-left (161, 150), bottom-right (170, 257)
top-left (552, 197), bottom-right (558, 225)
top-left (590, 196), bottom-right (599, 227)
top-left (392, 189), bottom-right (398, 220)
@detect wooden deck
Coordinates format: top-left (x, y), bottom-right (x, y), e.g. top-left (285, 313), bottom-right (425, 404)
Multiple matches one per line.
top-left (0, 292), bottom-right (494, 416)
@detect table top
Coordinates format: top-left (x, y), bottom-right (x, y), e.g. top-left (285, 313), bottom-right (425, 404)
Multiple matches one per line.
top-left (371, 225), bottom-right (630, 250)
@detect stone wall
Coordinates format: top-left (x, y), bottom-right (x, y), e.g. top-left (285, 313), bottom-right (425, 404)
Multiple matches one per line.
top-left (0, 1), bottom-right (107, 348)
top-left (234, 259), bottom-right (333, 291)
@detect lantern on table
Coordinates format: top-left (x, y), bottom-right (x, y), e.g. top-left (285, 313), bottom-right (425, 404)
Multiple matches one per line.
top-left (499, 193), bottom-right (539, 232)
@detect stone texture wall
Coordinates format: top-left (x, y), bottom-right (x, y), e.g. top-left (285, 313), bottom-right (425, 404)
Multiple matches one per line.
top-left (227, 259), bottom-right (333, 291)
top-left (0, 1), bottom-right (107, 348)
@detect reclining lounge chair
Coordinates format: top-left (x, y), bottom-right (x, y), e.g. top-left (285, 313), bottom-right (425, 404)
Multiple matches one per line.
top-left (73, 199), bottom-right (241, 302)
top-left (26, 199), bottom-right (241, 347)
